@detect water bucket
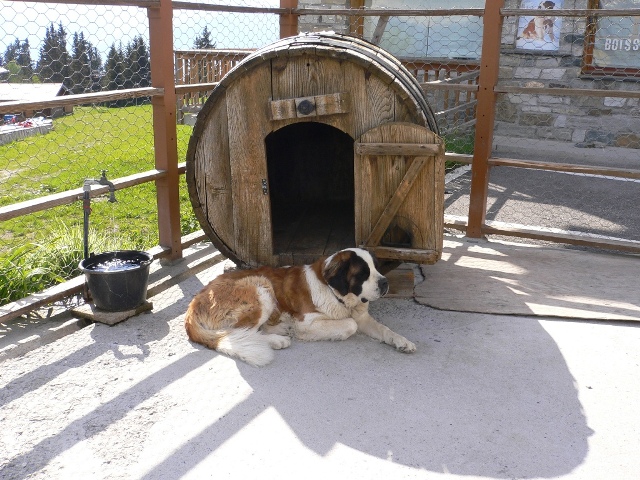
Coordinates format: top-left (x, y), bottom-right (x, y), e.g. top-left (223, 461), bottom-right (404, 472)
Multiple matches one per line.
top-left (79, 250), bottom-right (153, 312)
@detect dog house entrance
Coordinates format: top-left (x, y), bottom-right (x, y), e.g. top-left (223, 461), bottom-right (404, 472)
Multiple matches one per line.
top-left (266, 122), bottom-right (355, 258)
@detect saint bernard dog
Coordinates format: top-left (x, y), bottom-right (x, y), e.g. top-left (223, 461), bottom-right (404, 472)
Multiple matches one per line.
top-left (185, 248), bottom-right (416, 366)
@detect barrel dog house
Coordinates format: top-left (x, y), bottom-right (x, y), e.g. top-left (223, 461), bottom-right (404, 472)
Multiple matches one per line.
top-left (186, 33), bottom-right (445, 268)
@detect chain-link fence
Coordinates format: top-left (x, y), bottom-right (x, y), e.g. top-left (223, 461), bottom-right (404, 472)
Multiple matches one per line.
top-left (484, 0), bottom-right (640, 248)
top-left (1, 0), bottom-right (639, 312)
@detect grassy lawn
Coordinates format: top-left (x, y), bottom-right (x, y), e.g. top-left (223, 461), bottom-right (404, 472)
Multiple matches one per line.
top-left (0, 105), bottom-right (195, 247)
top-left (0, 105), bottom-right (196, 305)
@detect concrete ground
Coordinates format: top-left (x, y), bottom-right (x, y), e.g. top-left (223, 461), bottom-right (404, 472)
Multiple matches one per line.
top-left (1, 238), bottom-right (639, 480)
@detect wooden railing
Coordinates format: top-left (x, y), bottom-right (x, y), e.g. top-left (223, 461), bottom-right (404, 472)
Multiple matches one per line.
top-left (174, 49), bottom-right (480, 129)
top-left (403, 59), bottom-right (480, 134)
top-left (174, 49), bottom-right (252, 123)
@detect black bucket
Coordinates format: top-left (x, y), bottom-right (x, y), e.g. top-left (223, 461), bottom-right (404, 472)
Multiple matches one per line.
top-left (79, 250), bottom-right (153, 312)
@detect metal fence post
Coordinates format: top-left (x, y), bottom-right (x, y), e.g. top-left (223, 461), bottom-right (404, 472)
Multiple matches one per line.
top-left (467, 0), bottom-right (504, 238)
top-left (148, 0), bottom-right (182, 260)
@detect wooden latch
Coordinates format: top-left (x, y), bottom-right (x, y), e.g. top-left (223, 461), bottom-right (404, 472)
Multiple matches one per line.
top-left (270, 92), bottom-right (351, 121)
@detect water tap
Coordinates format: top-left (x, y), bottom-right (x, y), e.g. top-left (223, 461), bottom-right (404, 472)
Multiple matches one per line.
top-left (83, 170), bottom-right (117, 202)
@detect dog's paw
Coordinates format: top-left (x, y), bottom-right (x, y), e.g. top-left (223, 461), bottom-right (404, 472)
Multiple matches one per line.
top-left (393, 337), bottom-right (416, 353)
top-left (267, 334), bottom-right (292, 350)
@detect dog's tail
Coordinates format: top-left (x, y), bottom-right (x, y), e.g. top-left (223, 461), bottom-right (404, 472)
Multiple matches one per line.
top-left (185, 315), bottom-right (275, 367)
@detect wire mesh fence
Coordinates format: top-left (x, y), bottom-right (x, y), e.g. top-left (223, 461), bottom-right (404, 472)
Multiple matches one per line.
top-left (1, 0), bottom-right (640, 310)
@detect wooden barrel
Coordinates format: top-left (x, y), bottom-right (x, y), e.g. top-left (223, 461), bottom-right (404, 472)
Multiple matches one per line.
top-left (187, 32), bottom-right (443, 267)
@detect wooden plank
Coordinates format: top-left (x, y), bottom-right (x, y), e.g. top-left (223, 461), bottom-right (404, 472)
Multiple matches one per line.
top-left (0, 87), bottom-right (162, 115)
top-left (270, 98), bottom-right (297, 120)
top-left (421, 83), bottom-right (479, 92)
top-left (226, 63), bottom-right (274, 266)
top-left (481, 222), bottom-right (640, 254)
top-left (495, 85), bottom-right (640, 99)
top-left (371, 15), bottom-right (390, 45)
top-left (294, 7), bottom-right (485, 16)
top-left (0, 170), bottom-right (166, 222)
top-left (315, 92), bottom-right (351, 117)
top-left (370, 246), bottom-right (440, 264)
top-left (489, 157), bottom-right (640, 180)
top-left (355, 143), bottom-right (440, 156)
top-left (500, 8), bottom-right (640, 17)
top-left (346, 60), bottom-right (396, 139)
top-left (4, 0), bottom-right (159, 7)
top-left (195, 91), bottom-right (235, 255)
top-left (364, 156), bottom-right (428, 247)
top-left (467, 0), bottom-right (503, 238)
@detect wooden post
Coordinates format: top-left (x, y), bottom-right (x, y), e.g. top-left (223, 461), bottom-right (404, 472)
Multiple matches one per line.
top-left (280, 0), bottom-right (298, 38)
top-left (350, 0), bottom-right (365, 37)
top-left (466, 0), bottom-right (503, 238)
top-left (148, 0), bottom-right (182, 260)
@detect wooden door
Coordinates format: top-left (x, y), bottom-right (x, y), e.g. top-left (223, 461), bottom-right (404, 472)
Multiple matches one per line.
top-left (355, 122), bottom-right (445, 264)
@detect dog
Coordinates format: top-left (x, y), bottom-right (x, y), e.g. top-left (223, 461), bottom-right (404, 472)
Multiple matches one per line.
top-left (184, 248), bottom-right (416, 366)
top-left (521, 1), bottom-right (556, 42)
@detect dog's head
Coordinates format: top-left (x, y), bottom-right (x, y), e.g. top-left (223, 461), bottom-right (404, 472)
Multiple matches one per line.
top-left (323, 248), bottom-right (389, 306)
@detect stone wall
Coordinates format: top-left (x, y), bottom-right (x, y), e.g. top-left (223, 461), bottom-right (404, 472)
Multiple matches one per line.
top-left (497, 0), bottom-right (640, 149)
top-left (296, 0), bottom-right (640, 149)
top-left (298, 0), bottom-right (353, 34)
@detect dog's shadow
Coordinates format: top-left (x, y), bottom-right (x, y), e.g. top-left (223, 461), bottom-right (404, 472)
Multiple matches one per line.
top-left (144, 299), bottom-right (592, 479)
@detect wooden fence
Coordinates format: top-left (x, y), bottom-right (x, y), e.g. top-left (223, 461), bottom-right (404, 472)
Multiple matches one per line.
top-left (174, 50), bottom-right (480, 129)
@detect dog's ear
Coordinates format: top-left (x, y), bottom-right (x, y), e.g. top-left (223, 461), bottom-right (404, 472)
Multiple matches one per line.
top-left (323, 251), bottom-right (354, 296)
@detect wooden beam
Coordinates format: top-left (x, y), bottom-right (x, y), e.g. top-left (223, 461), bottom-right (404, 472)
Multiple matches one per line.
top-left (467, 0), bottom-right (503, 238)
top-left (0, 170), bottom-right (167, 222)
top-left (371, 16), bottom-right (390, 45)
top-left (3, 0), bottom-right (159, 7)
top-left (500, 8), bottom-right (640, 17)
top-left (149, 0), bottom-right (182, 260)
top-left (280, 0), bottom-right (298, 38)
top-left (370, 246), bottom-right (440, 264)
top-left (355, 143), bottom-right (441, 156)
top-left (489, 157), bottom-right (640, 180)
top-left (481, 222), bottom-right (640, 254)
top-left (495, 85), bottom-right (640, 98)
top-left (0, 88), bottom-right (162, 115)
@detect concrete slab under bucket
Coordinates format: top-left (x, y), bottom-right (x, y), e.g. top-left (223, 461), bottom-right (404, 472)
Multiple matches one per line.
top-left (72, 300), bottom-right (153, 325)
top-left (415, 236), bottom-right (640, 321)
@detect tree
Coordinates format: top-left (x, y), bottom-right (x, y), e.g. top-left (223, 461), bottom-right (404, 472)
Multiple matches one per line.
top-left (3, 39), bottom-right (21, 64)
top-left (103, 43), bottom-right (126, 106)
top-left (69, 32), bottom-right (102, 94)
top-left (37, 22), bottom-right (71, 85)
top-left (124, 36), bottom-right (151, 90)
top-left (3, 38), bottom-right (33, 80)
top-left (193, 26), bottom-right (216, 49)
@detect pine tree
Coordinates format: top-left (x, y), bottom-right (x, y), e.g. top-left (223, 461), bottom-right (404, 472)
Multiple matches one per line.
top-left (104, 43), bottom-right (126, 106)
top-left (70, 32), bottom-right (91, 93)
top-left (194, 26), bottom-right (216, 49)
top-left (37, 22), bottom-right (71, 85)
top-left (125, 36), bottom-right (151, 89)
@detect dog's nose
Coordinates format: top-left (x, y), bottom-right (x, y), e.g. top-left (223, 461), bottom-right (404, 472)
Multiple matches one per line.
top-left (378, 277), bottom-right (389, 296)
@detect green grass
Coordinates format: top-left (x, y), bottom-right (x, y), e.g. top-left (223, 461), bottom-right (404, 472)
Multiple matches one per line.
top-left (0, 105), bottom-right (195, 247)
top-left (0, 105), bottom-right (197, 305)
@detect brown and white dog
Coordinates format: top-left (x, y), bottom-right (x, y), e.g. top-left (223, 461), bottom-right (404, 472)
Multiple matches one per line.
top-left (185, 248), bottom-right (416, 366)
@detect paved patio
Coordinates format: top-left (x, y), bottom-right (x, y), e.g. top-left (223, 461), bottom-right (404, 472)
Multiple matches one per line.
top-left (1, 237), bottom-right (639, 479)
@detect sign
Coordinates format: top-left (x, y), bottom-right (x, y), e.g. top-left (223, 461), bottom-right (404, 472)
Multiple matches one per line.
top-left (516, 0), bottom-right (563, 51)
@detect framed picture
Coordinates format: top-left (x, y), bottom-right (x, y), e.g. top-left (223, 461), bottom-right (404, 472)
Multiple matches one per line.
top-left (515, 0), bottom-right (563, 51)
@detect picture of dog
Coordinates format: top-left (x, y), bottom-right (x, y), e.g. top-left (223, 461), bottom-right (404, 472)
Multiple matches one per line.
top-left (520, 1), bottom-right (556, 42)
top-left (185, 248), bottom-right (416, 366)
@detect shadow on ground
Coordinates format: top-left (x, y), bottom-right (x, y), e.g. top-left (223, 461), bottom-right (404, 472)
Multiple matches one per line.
top-left (139, 300), bottom-right (593, 479)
